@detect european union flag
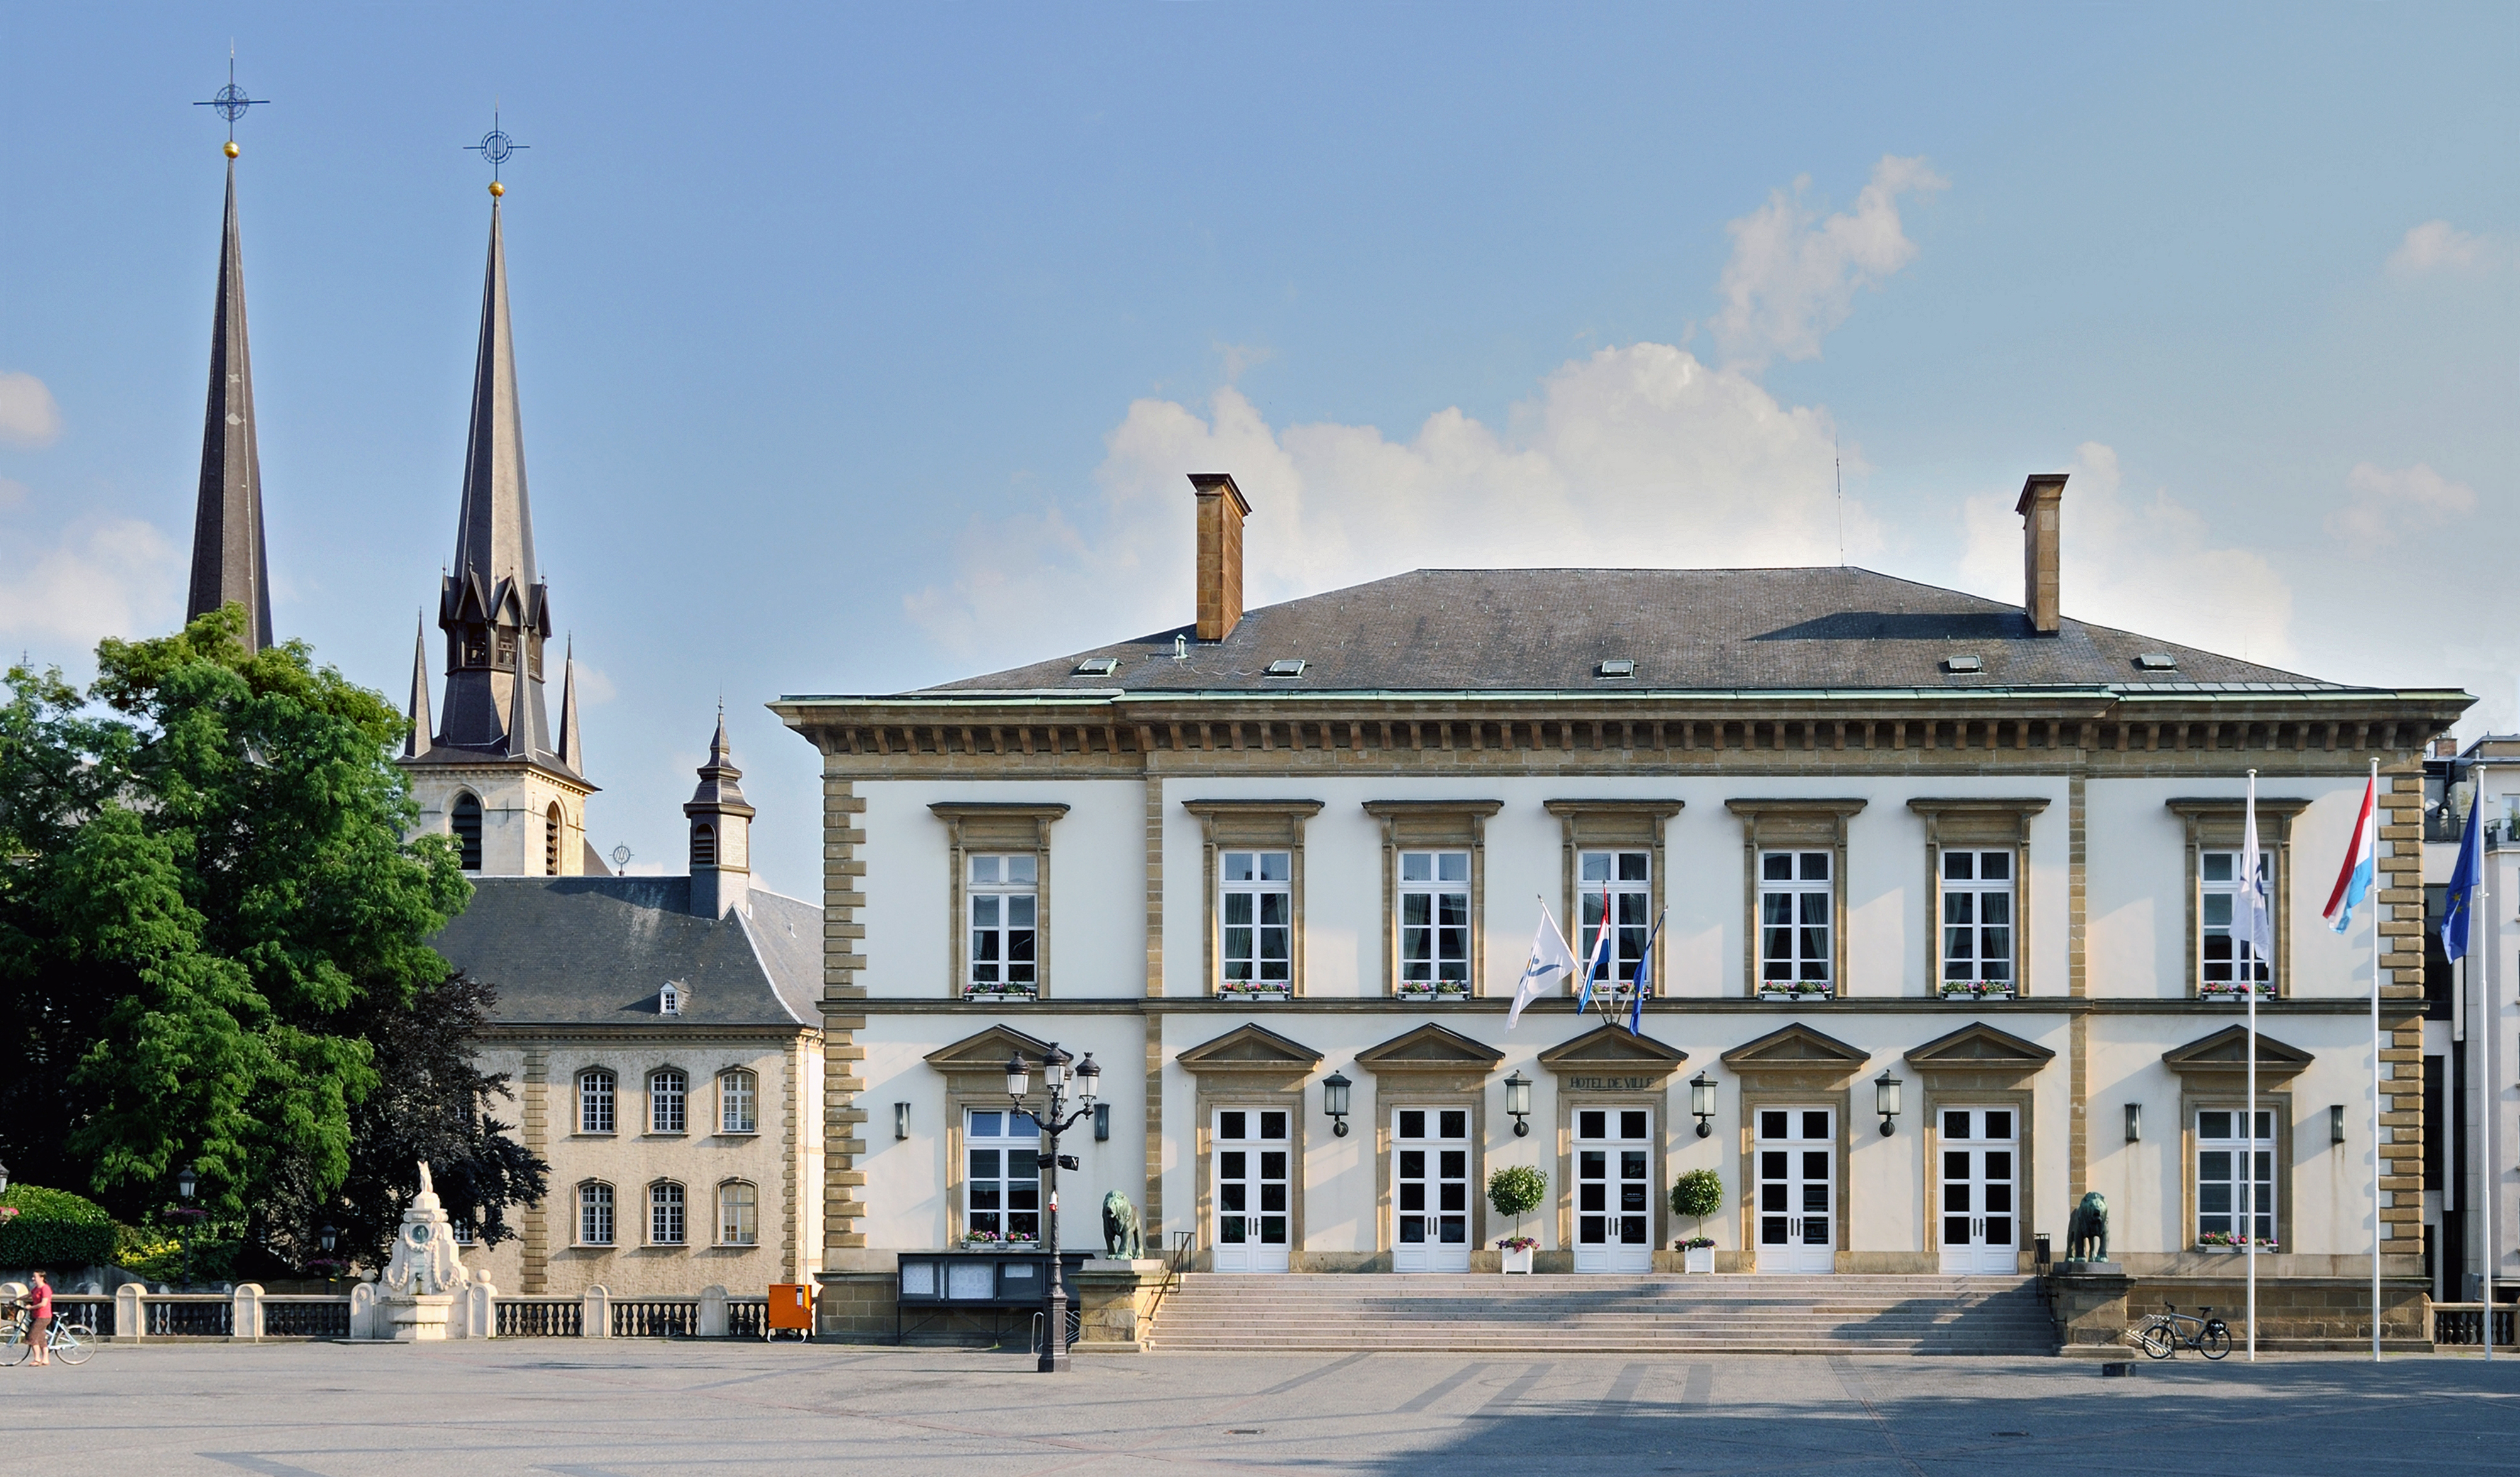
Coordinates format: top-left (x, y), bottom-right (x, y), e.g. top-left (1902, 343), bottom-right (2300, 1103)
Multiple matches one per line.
top-left (2443, 790), bottom-right (2485, 963)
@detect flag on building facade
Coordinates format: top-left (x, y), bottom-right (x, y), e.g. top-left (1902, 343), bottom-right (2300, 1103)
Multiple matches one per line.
top-left (1575, 879), bottom-right (1613, 1017)
top-left (1509, 902), bottom-right (1579, 1030)
top-left (1627, 910), bottom-right (1667, 1034)
top-left (2239, 777), bottom-right (2275, 987)
top-left (2443, 784), bottom-right (2484, 962)
top-left (2322, 772), bottom-right (2380, 933)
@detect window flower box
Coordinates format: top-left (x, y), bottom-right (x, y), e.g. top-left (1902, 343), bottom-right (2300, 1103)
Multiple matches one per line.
top-left (2198, 982), bottom-right (2275, 1002)
top-left (963, 983), bottom-right (1038, 1003)
top-left (959, 1232), bottom-right (1039, 1250)
top-left (1495, 1236), bottom-right (1538, 1274)
top-left (1395, 981), bottom-right (1472, 1002)
top-left (1758, 986), bottom-right (1834, 1003)
top-left (2195, 1232), bottom-right (2276, 1252)
top-left (1218, 982), bottom-right (1292, 1002)
top-left (1676, 1237), bottom-right (1716, 1273)
top-left (1938, 981), bottom-right (2016, 1002)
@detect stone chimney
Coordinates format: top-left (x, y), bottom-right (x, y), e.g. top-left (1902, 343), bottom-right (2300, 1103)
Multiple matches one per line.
top-left (1188, 473), bottom-right (1249, 642)
top-left (2016, 473), bottom-right (2068, 636)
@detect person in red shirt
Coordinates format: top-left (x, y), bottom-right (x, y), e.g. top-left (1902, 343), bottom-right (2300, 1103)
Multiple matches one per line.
top-left (20, 1272), bottom-right (50, 1366)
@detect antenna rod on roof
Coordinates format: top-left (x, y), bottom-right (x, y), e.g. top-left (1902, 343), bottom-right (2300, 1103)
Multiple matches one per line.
top-left (1834, 433), bottom-right (1845, 567)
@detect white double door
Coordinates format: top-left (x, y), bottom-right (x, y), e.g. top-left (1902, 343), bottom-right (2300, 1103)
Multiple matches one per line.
top-left (1212, 1107), bottom-right (1291, 1272)
top-left (1938, 1107), bottom-right (2019, 1274)
top-left (1574, 1107), bottom-right (1654, 1273)
top-left (1757, 1107), bottom-right (1836, 1273)
top-left (1392, 1108), bottom-right (1472, 1272)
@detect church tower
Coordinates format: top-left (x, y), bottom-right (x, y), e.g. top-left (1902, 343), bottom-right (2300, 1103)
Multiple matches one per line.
top-left (186, 143), bottom-right (275, 651)
top-left (399, 187), bottom-right (597, 876)
top-left (684, 709), bottom-right (755, 919)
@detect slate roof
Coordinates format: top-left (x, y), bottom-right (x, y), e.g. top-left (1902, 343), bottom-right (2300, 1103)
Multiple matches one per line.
top-left (926, 568), bottom-right (2355, 697)
top-left (431, 877), bottom-right (819, 1029)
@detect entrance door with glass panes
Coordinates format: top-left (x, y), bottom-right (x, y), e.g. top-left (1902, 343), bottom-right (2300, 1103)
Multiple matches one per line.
top-left (1937, 1107), bottom-right (2018, 1274)
top-left (1392, 1108), bottom-right (1471, 1271)
top-left (1211, 1108), bottom-right (1291, 1272)
top-left (1756, 1107), bottom-right (1836, 1273)
top-left (1574, 1107), bottom-right (1653, 1272)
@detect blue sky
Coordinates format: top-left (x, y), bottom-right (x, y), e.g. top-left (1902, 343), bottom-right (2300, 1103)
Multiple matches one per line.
top-left (3, 3), bottom-right (2512, 901)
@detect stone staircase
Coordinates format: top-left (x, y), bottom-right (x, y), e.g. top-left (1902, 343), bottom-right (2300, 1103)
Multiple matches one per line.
top-left (1146, 1273), bottom-right (2057, 1354)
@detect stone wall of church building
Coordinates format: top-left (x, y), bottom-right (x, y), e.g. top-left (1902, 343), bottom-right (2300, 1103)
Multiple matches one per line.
top-left (408, 766), bottom-right (590, 877)
top-left (471, 1031), bottom-right (819, 1297)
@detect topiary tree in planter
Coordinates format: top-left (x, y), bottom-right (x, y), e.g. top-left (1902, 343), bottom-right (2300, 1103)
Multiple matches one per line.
top-left (1670, 1168), bottom-right (1724, 1249)
top-left (1487, 1165), bottom-right (1546, 1247)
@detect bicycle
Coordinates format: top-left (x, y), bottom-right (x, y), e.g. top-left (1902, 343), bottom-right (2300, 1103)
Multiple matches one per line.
top-left (2136, 1300), bottom-right (2231, 1360)
top-left (2, 1308), bottom-right (96, 1367)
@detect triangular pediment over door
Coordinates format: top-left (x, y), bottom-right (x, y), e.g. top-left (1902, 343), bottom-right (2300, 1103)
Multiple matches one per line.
top-left (1177, 1023), bottom-right (1324, 1092)
top-left (1355, 1023), bottom-right (1506, 1074)
top-left (1537, 1024), bottom-right (1689, 1090)
top-left (925, 1024), bottom-right (1062, 1095)
top-left (2161, 1025), bottom-right (2314, 1085)
top-left (1904, 1022), bottom-right (2057, 1089)
top-left (1720, 1023), bottom-right (1870, 1087)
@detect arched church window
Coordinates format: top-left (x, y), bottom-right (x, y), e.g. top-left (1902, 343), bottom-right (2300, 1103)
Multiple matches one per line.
top-left (452, 792), bottom-right (484, 871)
top-left (692, 823), bottom-right (717, 869)
top-left (546, 803), bottom-right (563, 875)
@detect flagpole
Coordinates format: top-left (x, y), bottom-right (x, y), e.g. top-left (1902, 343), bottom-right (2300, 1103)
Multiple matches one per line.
top-left (2246, 769), bottom-right (2259, 1361)
top-left (2482, 785), bottom-right (2496, 1359)
top-left (2372, 755), bottom-right (2384, 1363)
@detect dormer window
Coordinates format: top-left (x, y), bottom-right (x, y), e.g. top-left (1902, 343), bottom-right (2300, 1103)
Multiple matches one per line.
top-left (660, 982), bottom-right (684, 1017)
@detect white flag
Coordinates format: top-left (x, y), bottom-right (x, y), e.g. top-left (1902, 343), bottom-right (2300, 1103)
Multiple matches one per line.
top-left (1509, 902), bottom-right (1580, 1030)
top-left (2238, 775), bottom-right (2274, 987)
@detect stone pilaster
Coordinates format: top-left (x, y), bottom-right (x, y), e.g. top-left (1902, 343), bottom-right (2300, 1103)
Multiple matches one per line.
top-left (519, 1045), bottom-right (548, 1293)
top-left (2068, 766), bottom-right (2089, 1203)
top-left (2378, 765), bottom-right (2426, 1249)
top-left (823, 773), bottom-right (870, 1258)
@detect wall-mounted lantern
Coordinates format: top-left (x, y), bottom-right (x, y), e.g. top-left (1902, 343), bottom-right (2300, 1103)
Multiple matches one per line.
top-left (1504, 1071), bottom-right (1533, 1137)
top-left (1094, 1102), bottom-right (1111, 1142)
top-left (1323, 1070), bottom-right (1352, 1137)
top-left (894, 1102), bottom-right (911, 1141)
top-left (1690, 1073), bottom-right (1717, 1139)
top-left (1875, 1073), bottom-right (1904, 1137)
top-left (2331, 1104), bottom-right (2347, 1146)
top-left (2124, 1104), bottom-right (2142, 1143)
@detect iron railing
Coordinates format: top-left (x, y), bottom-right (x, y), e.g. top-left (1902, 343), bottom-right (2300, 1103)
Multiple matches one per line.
top-left (261, 1297), bottom-right (352, 1339)
top-left (611, 1300), bottom-right (699, 1338)
top-left (726, 1298), bottom-right (769, 1339)
top-left (1142, 1229), bottom-right (1196, 1332)
top-left (496, 1298), bottom-right (583, 1337)
top-left (2433, 1303), bottom-right (2517, 1346)
top-left (145, 1297), bottom-right (235, 1337)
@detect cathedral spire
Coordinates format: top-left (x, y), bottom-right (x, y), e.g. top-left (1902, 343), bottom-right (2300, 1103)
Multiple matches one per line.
top-left (556, 638), bottom-right (582, 773)
top-left (404, 616), bottom-right (432, 760)
top-left (435, 194), bottom-right (553, 753)
top-left (685, 705), bottom-right (755, 919)
top-left (186, 155), bottom-right (274, 651)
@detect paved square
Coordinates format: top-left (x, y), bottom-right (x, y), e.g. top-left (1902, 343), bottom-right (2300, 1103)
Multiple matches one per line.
top-left (7, 1342), bottom-right (2515, 1476)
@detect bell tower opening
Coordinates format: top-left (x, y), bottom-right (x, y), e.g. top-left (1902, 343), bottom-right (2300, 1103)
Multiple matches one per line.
top-left (545, 802), bottom-right (563, 875)
top-left (692, 822), bottom-right (716, 869)
top-left (452, 792), bottom-right (484, 871)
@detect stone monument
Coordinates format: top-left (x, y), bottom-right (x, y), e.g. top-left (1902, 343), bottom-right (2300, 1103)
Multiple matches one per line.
top-left (377, 1163), bottom-right (469, 1341)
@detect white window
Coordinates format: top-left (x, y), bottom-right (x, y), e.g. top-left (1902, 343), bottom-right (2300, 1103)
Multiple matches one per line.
top-left (965, 1109), bottom-right (1043, 1243)
top-left (968, 854), bottom-right (1038, 995)
top-left (718, 1181), bottom-right (758, 1246)
top-left (1940, 850), bottom-right (2015, 993)
top-left (649, 1070), bottom-right (686, 1134)
top-left (650, 1181), bottom-right (686, 1246)
top-left (1399, 850), bottom-right (1471, 993)
top-left (2196, 1109), bottom-right (2275, 1247)
top-left (1760, 851), bottom-right (1833, 990)
top-left (718, 1069), bottom-right (758, 1134)
top-left (450, 1220), bottom-right (477, 1246)
top-left (1221, 850), bottom-right (1292, 991)
top-left (578, 1070), bottom-right (616, 1134)
top-left (658, 982), bottom-right (682, 1017)
top-left (1578, 850), bottom-right (1653, 989)
top-left (579, 1182), bottom-right (615, 1246)
top-left (2200, 849), bottom-right (2275, 996)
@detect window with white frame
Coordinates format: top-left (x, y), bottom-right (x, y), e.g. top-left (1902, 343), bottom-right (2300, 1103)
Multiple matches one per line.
top-left (2195, 1109), bottom-right (2275, 1246)
top-left (649, 1069), bottom-right (687, 1134)
top-left (578, 1069), bottom-right (616, 1134)
top-left (1221, 850), bottom-right (1292, 991)
top-left (968, 854), bottom-right (1038, 995)
top-left (1578, 850), bottom-right (1653, 989)
top-left (579, 1181), bottom-right (616, 1246)
top-left (965, 1109), bottom-right (1043, 1242)
top-left (2200, 849), bottom-right (2275, 995)
top-left (718, 1068), bottom-right (758, 1134)
top-left (1940, 850), bottom-right (2015, 992)
top-left (718, 1181), bottom-right (758, 1246)
top-left (650, 1181), bottom-right (686, 1245)
top-left (1399, 850), bottom-right (1471, 993)
top-left (1759, 851), bottom-right (1833, 989)
top-left (450, 1220), bottom-right (476, 1246)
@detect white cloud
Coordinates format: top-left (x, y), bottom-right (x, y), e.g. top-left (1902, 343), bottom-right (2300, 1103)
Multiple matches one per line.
top-left (0, 516), bottom-right (182, 649)
top-left (2387, 220), bottom-right (2490, 276)
top-left (570, 663), bottom-right (619, 705)
top-left (0, 372), bottom-right (64, 448)
top-left (1957, 443), bottom-right (2297, 668)
top-left (908, 343), bottom-right (1883, 659)
top-left (2328, 462), bottom-right (2477, 543)
top-left (1711, 155), bottom-right (1946, 368)
top-left (0, 477), bottom-right (26, 510)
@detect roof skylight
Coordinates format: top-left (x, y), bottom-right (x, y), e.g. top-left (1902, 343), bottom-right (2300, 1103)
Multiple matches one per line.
top-left (1597, 659), bottom-right (1636, 678)
top-left (1265, 659), bottom-right (1307, 678)
top-left (1074, 657), bottom-right (1119, 677)
top-left (1944, 655), bottom-right (1985, 674)
top-left (2134, 652), bottom-right (2179, 672)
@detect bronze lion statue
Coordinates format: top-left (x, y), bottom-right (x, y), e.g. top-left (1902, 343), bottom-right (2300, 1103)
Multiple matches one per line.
top-left (2065, 1190), bottom-right (2109, 1261)
top-left (1101, 1190), bottom-right (1141, 1259)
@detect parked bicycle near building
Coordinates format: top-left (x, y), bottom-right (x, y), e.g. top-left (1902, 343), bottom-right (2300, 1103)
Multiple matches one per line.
top-left (2137, 1301), bottom-right (2232, 1360)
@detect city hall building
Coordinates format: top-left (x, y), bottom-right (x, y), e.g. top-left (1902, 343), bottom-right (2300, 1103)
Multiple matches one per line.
top-left (777, 473), bottom-right (2465, 1343)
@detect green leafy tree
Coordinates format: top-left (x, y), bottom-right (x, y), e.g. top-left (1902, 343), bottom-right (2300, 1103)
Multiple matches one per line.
top-left (0, 605), bottom-right (533, 1258)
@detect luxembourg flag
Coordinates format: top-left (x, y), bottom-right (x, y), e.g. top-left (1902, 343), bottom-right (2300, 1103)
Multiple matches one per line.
top-left (2321, 773), bottom-right (2380, 933)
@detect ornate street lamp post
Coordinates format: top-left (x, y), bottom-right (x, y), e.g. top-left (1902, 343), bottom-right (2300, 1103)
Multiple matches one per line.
top-left (1006, 1044), bottom-right (1101, 1373)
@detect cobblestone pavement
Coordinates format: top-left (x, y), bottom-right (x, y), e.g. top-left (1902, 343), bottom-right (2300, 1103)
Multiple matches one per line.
top-left (7, 1342), bottom-right (2516, 1476)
